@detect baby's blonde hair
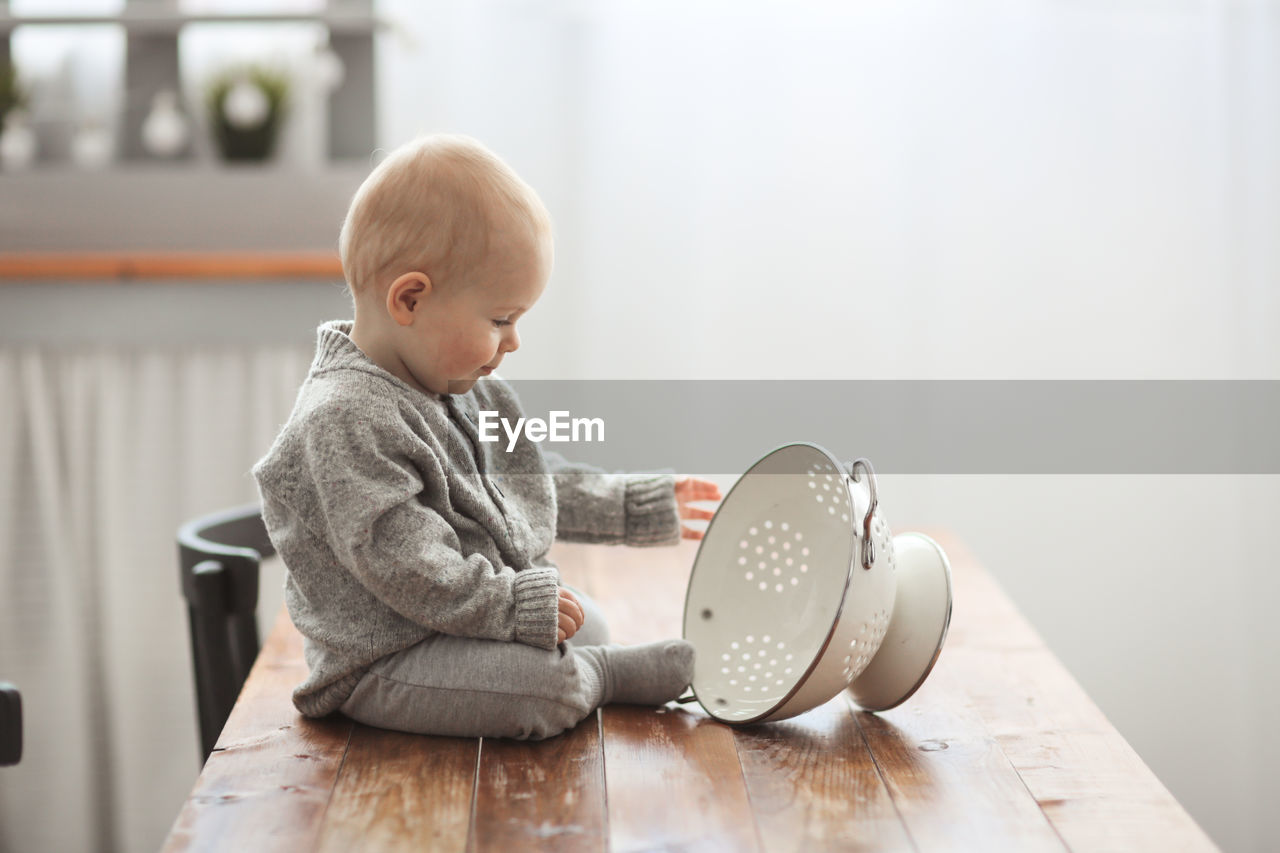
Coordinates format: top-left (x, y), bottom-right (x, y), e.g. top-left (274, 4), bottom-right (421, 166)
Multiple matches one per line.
top-left (340, 134), bottom-right (551, 297)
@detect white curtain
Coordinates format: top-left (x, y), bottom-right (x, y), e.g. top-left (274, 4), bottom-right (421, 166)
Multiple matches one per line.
top-left (0, 345), bottom-right (311, 853)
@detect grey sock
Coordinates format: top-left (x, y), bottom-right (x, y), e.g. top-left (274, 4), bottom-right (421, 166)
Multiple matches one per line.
top-left (578, 640), bottom-right (695, 706)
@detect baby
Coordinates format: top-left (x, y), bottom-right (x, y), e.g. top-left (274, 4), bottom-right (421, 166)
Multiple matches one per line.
top-left (252, 134), bottom-right (720, 740)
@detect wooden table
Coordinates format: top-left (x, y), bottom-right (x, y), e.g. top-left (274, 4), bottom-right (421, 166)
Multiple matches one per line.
top-left (162, 533), bottom-right (1218, 852)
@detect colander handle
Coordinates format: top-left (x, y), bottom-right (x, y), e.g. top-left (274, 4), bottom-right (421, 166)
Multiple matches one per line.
top-left (846, 457), bottom-right (878, 570)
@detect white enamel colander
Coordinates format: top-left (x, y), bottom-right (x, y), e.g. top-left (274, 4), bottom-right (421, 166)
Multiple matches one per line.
top-left (681, 442), bottom-right (953, 724)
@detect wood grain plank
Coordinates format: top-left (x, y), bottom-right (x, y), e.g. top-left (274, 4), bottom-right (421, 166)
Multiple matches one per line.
top-left (552, 539), bottom-right (699, 644)
top-left (314, 726), bottom-right (478, 853)
top-left (602, 704), bottom-right (760, 853)
top-left (948, 645), bottom-right (1221, 852)
top-left (932, 534), bottom-right (1219, 852)
top-left (168, 533), bottom-right (1219, 852)
top-left (841, 533), bottom-right (1063, 851)
top-left (162, 607), bottom-right (353, 852)
top-left (471, 714), bottom-right (607, 852)
top-left (733, 696), bottom-right (912, 852)
top-left (851, 663), bottom-right (1067, 853)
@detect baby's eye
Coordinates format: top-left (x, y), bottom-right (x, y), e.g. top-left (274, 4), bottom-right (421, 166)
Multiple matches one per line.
top-left (492, 319), bottom-right (511, 328)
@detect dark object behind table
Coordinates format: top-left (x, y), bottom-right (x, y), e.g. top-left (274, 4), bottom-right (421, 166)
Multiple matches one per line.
top-left (0, 682), bottom-right (21, 766)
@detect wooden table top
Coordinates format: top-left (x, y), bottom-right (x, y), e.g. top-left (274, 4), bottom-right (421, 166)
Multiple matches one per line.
top-left (162, 532), bottom-right (1218, 852)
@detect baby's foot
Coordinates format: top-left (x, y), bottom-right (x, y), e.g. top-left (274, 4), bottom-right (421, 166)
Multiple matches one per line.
top-left (584, 640), bottom-right (695, 706)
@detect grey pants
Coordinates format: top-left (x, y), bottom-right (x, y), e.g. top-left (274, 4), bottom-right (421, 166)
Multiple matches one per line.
top-left (338, 586), bottom-right (613, 740)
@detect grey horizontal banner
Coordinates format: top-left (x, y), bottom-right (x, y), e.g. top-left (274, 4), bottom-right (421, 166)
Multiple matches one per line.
top-left (481, 380), bottom-right (1280, 474)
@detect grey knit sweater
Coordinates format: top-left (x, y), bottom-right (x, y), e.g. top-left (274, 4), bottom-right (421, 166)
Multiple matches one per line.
top-left (253, 320), bottom-right (681, 717)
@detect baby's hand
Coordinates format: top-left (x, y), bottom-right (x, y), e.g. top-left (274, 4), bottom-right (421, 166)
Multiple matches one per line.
top-left (557, 587), bottom-right (586, 643)
top-left (675, 476), bottom-right (722, 540)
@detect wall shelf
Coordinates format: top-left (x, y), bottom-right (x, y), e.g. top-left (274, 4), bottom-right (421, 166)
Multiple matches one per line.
top-left (0, 1), bottom-right (379, 255)
top-left (0, 8), bottom-right (381, 36)
top-left (0, 0), bottom-right (378, 171)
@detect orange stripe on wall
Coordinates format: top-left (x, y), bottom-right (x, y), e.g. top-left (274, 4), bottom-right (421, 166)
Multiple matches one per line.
top-left (0, 252), bottom-right (344, 280)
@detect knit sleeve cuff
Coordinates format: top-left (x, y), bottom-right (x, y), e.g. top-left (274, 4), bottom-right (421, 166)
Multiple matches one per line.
top-left (513, 567), bottom-right (562, 650)
top-left (624, 473), bottom-right (682, 547)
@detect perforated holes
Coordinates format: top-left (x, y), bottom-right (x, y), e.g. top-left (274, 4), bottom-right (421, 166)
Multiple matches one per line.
top-left (738, 520), bottom-right (813, 594)
top-left (843, 635), bottom-right (867, 682)
top-left (844, 610), bottom-right (892, 682)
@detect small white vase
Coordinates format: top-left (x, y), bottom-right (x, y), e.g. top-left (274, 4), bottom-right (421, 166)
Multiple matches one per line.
top-left (141, 89), bottom-right (191, 158)
top-left (0, 110), bottom-right (37, 171)
top-left (313, 43), bottom-right (346, 93)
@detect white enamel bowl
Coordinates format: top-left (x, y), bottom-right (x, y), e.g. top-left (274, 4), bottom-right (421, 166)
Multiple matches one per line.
top-left (682, 442), bottom-right (952, 724)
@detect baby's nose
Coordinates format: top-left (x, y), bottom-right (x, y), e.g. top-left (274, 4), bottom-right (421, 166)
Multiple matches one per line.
top-left (504, 326), bottom-right (521, 352)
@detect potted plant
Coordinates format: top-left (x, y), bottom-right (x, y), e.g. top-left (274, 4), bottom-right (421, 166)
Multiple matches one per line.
top-left (0, 59), bottom-right (26, 125)
top-left (206, 65), bottom-right (290, 162)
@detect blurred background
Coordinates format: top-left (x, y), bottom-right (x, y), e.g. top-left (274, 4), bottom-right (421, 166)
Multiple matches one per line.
top-left (1, 0), bottom-right (1278, 850)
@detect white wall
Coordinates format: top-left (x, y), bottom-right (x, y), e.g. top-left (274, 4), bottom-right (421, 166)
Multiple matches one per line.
top-left (377, 1), bottom-right (1279, 850)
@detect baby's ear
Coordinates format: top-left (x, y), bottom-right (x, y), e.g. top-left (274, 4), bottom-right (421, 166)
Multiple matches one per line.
top-left (386, 272), bottom-right (432, 325)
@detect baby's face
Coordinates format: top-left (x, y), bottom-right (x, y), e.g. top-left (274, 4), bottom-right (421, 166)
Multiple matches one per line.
top-left (403, 228), bottom-right (551, 396)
